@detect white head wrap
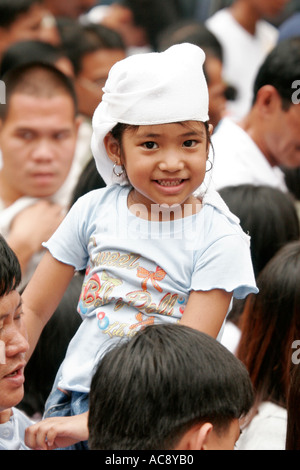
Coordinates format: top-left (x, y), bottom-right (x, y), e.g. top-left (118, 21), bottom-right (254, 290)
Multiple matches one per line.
top-left (91, 43), bottom-right (209, 185)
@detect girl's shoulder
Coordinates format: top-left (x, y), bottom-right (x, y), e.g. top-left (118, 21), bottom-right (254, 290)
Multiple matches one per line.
top-left (199, 188), bottom-right (250, 245)
top-left (74, 184), bottom-right (130, 207)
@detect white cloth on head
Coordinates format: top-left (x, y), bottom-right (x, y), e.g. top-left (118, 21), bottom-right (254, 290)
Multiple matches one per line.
top-left (91, 43), bottom-right (209, 186)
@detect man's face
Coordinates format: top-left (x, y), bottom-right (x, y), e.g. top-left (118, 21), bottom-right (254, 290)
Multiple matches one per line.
top-left (0, 290), bottom-right (28, 420)
top-left (264, 101), bottom-right (300, 168)
top-left (76, 48), bottom-right (126, 117)
top-left (0, 93), bottom-right (79, 205)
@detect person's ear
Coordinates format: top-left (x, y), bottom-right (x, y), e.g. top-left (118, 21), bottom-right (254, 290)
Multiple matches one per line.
top-left (104, 132), bottom-right (122, 165)
top-left (196, 423), bottom-right (214, 449)
top-left (255, 84), bottom-right (282, 118)
top-left (174, 422), bottom-right (214, 450)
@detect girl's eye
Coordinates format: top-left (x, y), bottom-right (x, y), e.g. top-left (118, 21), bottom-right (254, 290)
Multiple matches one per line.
top-left (183, 140), bottom-right (197, 148)
top-left (142, 141), bottom-right (158, 150)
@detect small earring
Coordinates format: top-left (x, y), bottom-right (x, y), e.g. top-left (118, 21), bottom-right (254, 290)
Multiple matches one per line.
top-left (113, 162), bottom-right (124, 177)
top-left (206, 160), bottom-right (213, 173)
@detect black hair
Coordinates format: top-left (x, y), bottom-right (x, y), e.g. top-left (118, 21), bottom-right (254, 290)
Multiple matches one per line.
top-left (0, 40), bottom-right (69, 78)
top-left (57, 19), bottom-right (125, 76)
top-left (253, 37), bottom-right (300, 109)
top-left (111, 120), bottom-right (212, 149)
top-left (0, 61), bottom-right (78, 120)
top-left (0, 234), bottom-right (21, 297)
top-left (237, 241), bottom-right (300, 410)
top-left (88, 323), bottom-right (254, 450)
top-left (122, 0), bottom-right (184, 50)
top-left (0, 0), bottom-right (42, 28)
top-left (157, 19), bottom-right (223, 62)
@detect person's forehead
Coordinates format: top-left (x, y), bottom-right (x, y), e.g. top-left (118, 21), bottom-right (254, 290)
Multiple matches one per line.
top-left (5, 92), bottom-right (76, 123)
top-left (0, 291), bottom-right (21, 318)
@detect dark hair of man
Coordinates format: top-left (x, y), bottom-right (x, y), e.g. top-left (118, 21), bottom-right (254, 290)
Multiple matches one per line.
top-left (237, 241), bottom-right (300, 412)
top-left (0, 40), bottom-right (69, 78)
top-left (88, 323), bottom-right (254, 450)
top-left (0, 235), bottom-right (21, 297)
top-left (0, 0), bottom-right (42, 28)
top-left (0, 61), bottom-right (78, 120)
top-left (57, 19), bottom-right (125, 76)
top-left (157, 19), bottom-right (223, 62)
top-left (253, 37), bottom-right (300, 109)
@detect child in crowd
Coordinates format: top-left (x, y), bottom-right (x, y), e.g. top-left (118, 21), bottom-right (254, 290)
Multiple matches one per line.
top-left (88, 323), bottom-right (254, 450)
top-left (23, 43), bottom-right (257, 449)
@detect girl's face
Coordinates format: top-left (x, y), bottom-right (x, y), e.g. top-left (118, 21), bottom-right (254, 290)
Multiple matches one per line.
top-left (106, 121), bottom-right (211, 218)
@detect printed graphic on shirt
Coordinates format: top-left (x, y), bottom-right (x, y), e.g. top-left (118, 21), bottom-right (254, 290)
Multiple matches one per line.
top-left (78, 249), bottom-right (187, 340)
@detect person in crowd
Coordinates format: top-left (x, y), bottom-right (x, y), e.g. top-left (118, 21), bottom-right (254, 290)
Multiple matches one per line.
top-left (219, 184), bottom-right (300, 353)
top-left (17, 273), bottom-right (83, 421)
top-left (83, 1), bottom-right (150, 53)
top-left (0, 0), bottom-right (61, 59)
top-left (0, 62), bottom-right (80, 288)
top-left (210, 37), bottom-right (300, 191)
top-left (22, 44), bottom-right (256, 450)
top-left (59, 20), bottom-right (126, 120)
top-left (0, 39), bottom-right (74, 79)
top-left (206, 0), bottom-right (289, 119)
top-left (88, 323), bottom-right (254, 450)
top-left (157, 19), bottom-right (232, 130)
top-left (235, 241), bottom-right (300, 450)
top-left (56, 19), bottom-right (126, 173)
top-left (0, 234), bottom-right (31, 450)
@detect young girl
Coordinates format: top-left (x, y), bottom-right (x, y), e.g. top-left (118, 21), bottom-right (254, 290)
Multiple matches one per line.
top-left (23, 43), bottom-right (257, 450)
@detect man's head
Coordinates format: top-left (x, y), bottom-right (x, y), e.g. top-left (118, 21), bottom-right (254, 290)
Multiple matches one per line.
top-left (157, 20), bottom-right (228, 129)
top-left (60, 21), bottom-right (126, 118)
top-left (0, 0), bottom-right (60, 56)
top-left (88, 324), bottom-right (254, 450)
top-left (249, 37), bottom-right (300, 168)
top-left (0, 62), bottom-right (80, 205)
top-left (0, 235), bottom-right (28, 423)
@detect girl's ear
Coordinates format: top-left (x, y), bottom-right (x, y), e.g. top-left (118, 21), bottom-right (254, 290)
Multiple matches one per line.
top-left (104, 132), bottom-right (122, 165)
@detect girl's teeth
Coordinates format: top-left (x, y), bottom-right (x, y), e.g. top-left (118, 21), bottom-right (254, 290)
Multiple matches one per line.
top-left (158, 180), bottom-right (182, 186)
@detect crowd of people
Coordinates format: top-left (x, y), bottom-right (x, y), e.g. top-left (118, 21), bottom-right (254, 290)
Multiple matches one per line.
top-left (0, 0), bottom-right (300, 451)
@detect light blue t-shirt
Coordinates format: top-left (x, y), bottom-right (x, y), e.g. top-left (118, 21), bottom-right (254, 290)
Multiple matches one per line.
top-left (44, 184), bottom-right (257, 393)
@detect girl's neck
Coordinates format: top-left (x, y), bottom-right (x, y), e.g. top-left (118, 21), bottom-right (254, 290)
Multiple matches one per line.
top-left (230, 1), bottom-right (261, 35)
top-left (127, 189), bottom-right (202, 221)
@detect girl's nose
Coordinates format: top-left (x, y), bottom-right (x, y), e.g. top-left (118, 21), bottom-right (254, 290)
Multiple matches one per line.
top-left (158, 152), bottom-right (184, 172)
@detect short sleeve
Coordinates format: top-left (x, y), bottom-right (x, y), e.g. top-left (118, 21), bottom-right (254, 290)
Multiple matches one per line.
top-left (190, 233), bottom-right (258, 298)
top-left (43, 196), bottom-right (91, 271)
